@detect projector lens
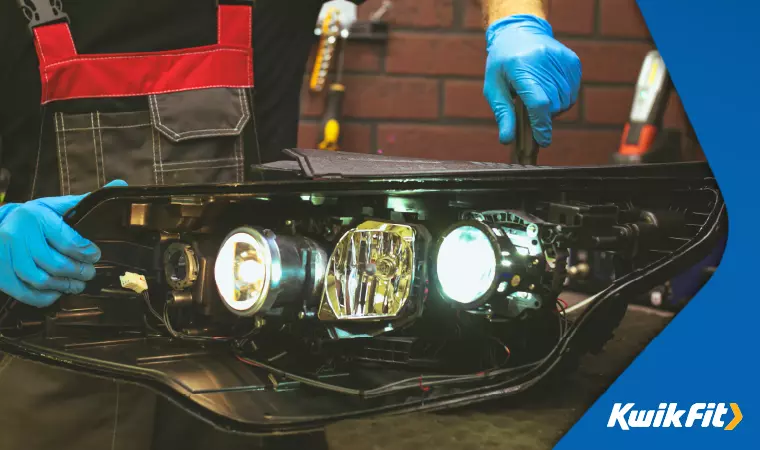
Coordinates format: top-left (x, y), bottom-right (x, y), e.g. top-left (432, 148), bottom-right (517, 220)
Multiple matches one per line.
top-left (215, 229), bottom-right (272, 315)
top-left (436, 225), bottom-right (496, 305)
top-left (215, 227), bottom-right (328, 318)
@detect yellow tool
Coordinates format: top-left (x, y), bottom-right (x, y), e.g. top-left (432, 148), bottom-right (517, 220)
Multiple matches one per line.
top-left (318, 83), bottom-right (346, 151)
top-left (310, 7), bottom-right (340, 93)
top-left (317, 15), bottom-right (349, 151)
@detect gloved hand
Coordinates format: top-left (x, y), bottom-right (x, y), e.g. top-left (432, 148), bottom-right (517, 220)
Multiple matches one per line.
top-left (0, 180), bottom-right (128, 307)
top-left (484, 14), bottom-right (582, 147)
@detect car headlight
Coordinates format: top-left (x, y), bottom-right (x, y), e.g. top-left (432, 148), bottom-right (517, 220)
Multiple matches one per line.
top-left (436, 224), bottom-right (497, 305)
top-left (434, 219), bottom-right (545, 309)
top-left (318, 220), bottom-right (430, 323)
top-left (215, 227), bottom-right (327, 317)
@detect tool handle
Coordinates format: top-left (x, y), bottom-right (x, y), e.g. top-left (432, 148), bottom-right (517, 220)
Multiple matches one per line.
top-left (317, 83), bottom-right (346, 151)
top-left (513, 96), bottom-right (540, 165)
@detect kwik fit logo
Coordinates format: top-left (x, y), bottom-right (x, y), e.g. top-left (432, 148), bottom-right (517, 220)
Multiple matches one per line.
top-left (608, 403), bottom-right (743, 431)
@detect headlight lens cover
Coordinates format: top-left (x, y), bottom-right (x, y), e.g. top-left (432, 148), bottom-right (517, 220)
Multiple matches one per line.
top-left (215, 229), bottom-right (272, 315)
top-left (436, 225), bottom-right (496, 305)
top-left (319, 220), bottom-right (419, 321)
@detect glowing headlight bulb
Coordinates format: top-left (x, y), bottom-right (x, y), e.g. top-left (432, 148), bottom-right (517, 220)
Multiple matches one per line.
top-left (436, 225), bottom-right (497, 305)
top-left (215, 227), bottom-right (327, 317)
top-left (236, 258), bottom-right (266, 285)
top-left (215, 231), bottom-right (271, 315)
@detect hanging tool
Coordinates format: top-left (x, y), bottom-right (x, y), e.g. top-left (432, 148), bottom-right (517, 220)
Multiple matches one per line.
top-left (614, 50), bottom-right (673, 163)
top-left (315, 2), bottom-right (358, 151)
top-left (512, 96), bottom-right (540, 165)
top-left (370, 0), bottom-right (393, 22)
top-left (310, 7), bottom-right (341, 93)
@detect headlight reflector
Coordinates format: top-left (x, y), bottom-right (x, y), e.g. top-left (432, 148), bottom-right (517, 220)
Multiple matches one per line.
top-left (318, 220), bottom-right (428, 322)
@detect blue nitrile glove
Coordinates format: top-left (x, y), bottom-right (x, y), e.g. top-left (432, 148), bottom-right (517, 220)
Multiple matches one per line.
top-left (484, 15), bottom-right (582, 147)
top-left (0, 180), bottom-right (128, 307)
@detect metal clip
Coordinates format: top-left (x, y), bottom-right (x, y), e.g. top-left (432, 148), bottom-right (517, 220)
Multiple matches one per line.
top-left (17, 0), bottom-right (69, 32)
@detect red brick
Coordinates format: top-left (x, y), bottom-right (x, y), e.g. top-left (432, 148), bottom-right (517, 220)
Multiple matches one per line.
top-left (599, 0), bottom-right (650, 38)
top-left (301, 75), bottom-right (439, 119)
top-left (386, 33), bottom-right (486, 77)
top-left (463, 0), bottom-right (485, 30)
top-left (375, 124), bottom-right (619, 165)
top-left (358, 0), bottom-right (454, 28)
top-left (584, 87), bottom-right (689, 130)
top-left (558, 101), bottom-right (581, 122)
top-left (444, 79), bottom-right (580, 122)
top-left (584, 86), bottom-right (634, 125)
top-left (548, 0), bottom-right (596, 35)
top-left (298, 122), bottom-right (373, 153)
top-left (663, 92), bottom-right (687, 130)
top-left (465, 0), bottom-right (594, 34)
top-left (376, 124), bottom-right (509, 162)
top-left (444, 80), bottom-right (491, 119)
top-left (542, 129), bottom-right (622, 165)
top-left (305, 42), bottom-right (382, 75)
top-left (566, 40), bottom-right (654, 82)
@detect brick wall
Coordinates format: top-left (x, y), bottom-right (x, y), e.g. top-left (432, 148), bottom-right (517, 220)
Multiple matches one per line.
top-left (299, 0), bottom-right (701, 165)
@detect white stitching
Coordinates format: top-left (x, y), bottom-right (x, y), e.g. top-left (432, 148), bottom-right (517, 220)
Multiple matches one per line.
top-left (54, 113), bottom-right (65, 195)
top-left (111, 384), bottom-right (120, 450)
top-left (150, 126), bottom-right (158, 185)
top-left (60, 123), bottom-right (151, 131)
top-left (247, 7), bottom-right (253, 86)
top-left (45, 47), bottom-right (249, 69)
top-left (65, 27), bottom-right (77, 55)
top-left (40, 84), bottom-right (253, 104)
top-left (236, 88), bottom-right (248, 181)
top-left (43, 70), bottom-right (50, 103)
top-left (248, 53), bottom-right (253, 86)
top-left (33, 31), bottom-right (51, 102)
top-left (96, 112), bottom-right (106, 186)
top-left (156, 124), bottom-right (164, 184)
top-left (33, 29), bottom-right (46, 63)
top-left (161, 158), bottom-right (239, 167)
top-left (217, 6), bottom-right (222, 43)
top-left (60, 114), bottom-right (71, 195)
top-left (234, 135), bottom-right (242, 183)
top-left (150, 89), bottom-right (250, 139)
top-left (156, 164), bottom-right (239, 173)
top-left (90, 113), bottom-right (100, 187)
top-left (248, 88), bottom-right (263, 172)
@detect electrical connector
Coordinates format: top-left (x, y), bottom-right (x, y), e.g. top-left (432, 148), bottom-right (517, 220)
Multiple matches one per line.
top-left (120, 272), bottom-right (148, 294)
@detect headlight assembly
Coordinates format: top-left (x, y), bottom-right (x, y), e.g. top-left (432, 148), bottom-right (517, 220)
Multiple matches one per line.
top-left (434, 218), bottom-right (547, 311)
top-left (214, 227), bottom-right (327, 317)
top-left (318, 220), bottom-right (430, 323)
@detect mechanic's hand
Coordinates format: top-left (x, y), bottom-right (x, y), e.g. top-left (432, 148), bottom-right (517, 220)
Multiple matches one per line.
top-left (0, 180), bottom-right (128, 307)
top-left (484, 14), bottom-right (581, 147)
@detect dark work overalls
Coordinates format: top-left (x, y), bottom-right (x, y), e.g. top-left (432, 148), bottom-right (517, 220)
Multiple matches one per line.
top-left (25, 0), bottom-right (261, 198)
top-left (0, 1), bottom-right (263, 449)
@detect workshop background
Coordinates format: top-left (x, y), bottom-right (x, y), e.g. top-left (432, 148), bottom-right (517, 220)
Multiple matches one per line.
top-left (299, 0), bottom-right (704, 165)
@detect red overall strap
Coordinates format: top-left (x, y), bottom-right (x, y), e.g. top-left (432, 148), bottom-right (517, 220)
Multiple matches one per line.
top-left (31, 5), bottom-right (253, 104)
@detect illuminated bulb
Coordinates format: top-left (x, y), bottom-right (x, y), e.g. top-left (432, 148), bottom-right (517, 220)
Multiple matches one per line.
top-left (215, 231), bottom-right (272, 315)
top-left (237, 259), bottom-right (266, 285)
top-left (436, 226), bottom-right (496, 304)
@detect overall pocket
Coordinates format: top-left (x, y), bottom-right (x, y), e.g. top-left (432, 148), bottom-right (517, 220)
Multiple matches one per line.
top-left (53, 88), bottom-right (250, 195)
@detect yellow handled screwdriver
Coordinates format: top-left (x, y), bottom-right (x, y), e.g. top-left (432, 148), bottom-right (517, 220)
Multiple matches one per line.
top-left (317, 18), bottom-right (349, 151)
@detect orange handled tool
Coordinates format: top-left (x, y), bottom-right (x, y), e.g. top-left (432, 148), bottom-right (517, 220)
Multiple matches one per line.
top-left (617, 50), bottom-right (672, 160)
